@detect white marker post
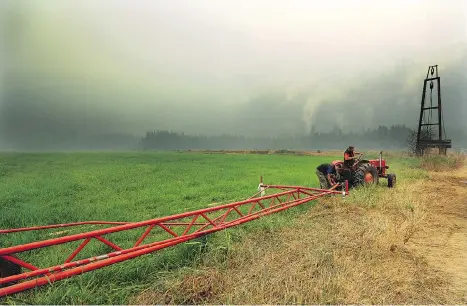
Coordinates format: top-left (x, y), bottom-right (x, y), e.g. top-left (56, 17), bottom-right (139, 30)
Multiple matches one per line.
top-left (258, 176), bottom-right (265, 197)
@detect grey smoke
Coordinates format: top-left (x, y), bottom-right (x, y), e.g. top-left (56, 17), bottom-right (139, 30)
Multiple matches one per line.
top-left (0, 0), bottom-right (466, 149)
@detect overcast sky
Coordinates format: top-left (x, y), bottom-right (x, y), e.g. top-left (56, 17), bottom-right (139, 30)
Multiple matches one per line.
top-left (0, 0), bottom-right (466, 145)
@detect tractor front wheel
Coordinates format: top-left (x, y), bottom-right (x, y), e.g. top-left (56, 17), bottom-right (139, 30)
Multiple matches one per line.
top-left (353, 163), bottom-right (379, 187)
top-left (387, 173), bottom-right (396, 188)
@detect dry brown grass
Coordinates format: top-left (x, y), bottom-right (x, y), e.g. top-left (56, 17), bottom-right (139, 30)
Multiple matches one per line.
top-left (181, 149), bottom-right (431, 159)
top-left (183, 149), bottom-right (344, 156)
top-left (183, 149), bottom-right (465, 162)
top-left (405, 166), bottom-right (467, 301)
top-left (130, 164), bottom-right (467, 305)
top-left (419, 153), bottom-right (466, 172)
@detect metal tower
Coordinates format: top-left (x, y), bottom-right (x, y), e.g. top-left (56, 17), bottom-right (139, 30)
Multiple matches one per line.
top-left (415, 65), bottom-right (451, 156)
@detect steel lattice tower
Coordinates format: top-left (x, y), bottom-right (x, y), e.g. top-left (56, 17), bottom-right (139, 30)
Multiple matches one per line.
top-left (415, 65), bottom-right (451, 155)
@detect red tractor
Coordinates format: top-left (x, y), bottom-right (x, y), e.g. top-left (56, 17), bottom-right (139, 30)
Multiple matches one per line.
top-left (332, 151), bottom-right (396, 188)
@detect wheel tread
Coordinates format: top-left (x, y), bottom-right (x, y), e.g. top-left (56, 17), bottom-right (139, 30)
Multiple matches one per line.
top-left (353, 163), bottom-right (378, 187)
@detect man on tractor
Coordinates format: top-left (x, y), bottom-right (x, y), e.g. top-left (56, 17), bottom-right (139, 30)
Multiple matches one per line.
top-left (343, 146), bottom-right (361, 169)
top-left (316, 163), bottom-right (337, 189)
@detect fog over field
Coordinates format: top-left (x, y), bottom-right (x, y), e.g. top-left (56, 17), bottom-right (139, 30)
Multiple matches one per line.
top-left (0, 0), bottom-right (466, 149)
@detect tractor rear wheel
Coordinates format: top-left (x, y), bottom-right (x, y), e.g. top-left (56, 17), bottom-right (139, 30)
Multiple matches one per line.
top-left (353, 163), bottom-right (379, 187)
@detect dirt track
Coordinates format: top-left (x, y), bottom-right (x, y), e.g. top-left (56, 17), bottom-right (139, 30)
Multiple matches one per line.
top-left (407, 166), bottom-right (467, 302)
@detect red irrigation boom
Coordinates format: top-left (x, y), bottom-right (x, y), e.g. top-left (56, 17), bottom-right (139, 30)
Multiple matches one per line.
top-left (0, 178), bottom-right (349, 297)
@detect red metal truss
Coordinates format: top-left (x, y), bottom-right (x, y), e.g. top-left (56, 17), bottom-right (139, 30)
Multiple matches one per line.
top-left (0, 183), bottom-right (347, 297)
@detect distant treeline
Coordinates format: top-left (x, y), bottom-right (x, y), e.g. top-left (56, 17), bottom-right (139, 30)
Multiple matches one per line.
top-left (0, 133), bottom-right (140, 152)
top-left (140, 124), bottom-right (467, 151)
top-left (3, 124), bottom-right (465, 152)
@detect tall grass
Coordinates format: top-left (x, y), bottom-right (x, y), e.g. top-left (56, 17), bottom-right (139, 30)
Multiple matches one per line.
top-left (419, 154), bottom-right (465, 172)
top-left (0, 152), bottom-right (330, 304)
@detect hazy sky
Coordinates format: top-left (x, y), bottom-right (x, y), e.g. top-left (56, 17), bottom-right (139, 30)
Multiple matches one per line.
top-left (1, 0), bottom-right (466, 146)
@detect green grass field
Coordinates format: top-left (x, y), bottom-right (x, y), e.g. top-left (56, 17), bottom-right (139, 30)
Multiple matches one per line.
top-left (0, 151), bottom-right (419, 304)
